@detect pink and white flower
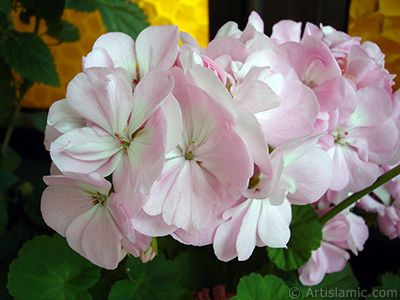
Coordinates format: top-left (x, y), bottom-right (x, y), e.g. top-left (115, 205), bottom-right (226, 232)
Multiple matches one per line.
top-left (41, 171), bottom-right (151, 269)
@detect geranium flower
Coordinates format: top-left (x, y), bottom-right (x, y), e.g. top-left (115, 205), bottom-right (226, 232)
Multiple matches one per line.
top-left (50, 68), bottom-right (180, 198)
top-left (41, 171), bottom-right (151, 269)
top-left (141, 67), bottom-right (253, 235)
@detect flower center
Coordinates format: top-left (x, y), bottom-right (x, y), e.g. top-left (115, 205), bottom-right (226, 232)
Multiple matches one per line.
top-left (185, 141), bottom-right (196, 160)
top-left (333, 126), bottom-right (349, 145)
top-left (89, 191), bottom-right (108, 207)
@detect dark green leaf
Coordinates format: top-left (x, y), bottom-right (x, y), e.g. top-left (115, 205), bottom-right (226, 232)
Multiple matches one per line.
top-left (304, 264), bottom-right (359, 300)
top-left (96, 0), bottom-right (148, 39)
top-left (280, 263), bottom-right (359, 300)
top-left (370, 273), bottom-right (400, 300)
top-left (173, 249), bottom-right (224, 291)
top-left (27, 110), bottom-right (48, 132)
top-left (0, 54), bottom-right (12, 92)
top-left (7, 234), bottom-right (101, 300)
top-left (0, 0), bottom-right (11, 14)
top-left (0, 193), bottom-right (8, 235)
top-left (232, 273), bottom-right (290, 300)
top-left (0, 168), bottom-right (19, 190)
top-left (0, 86), bottom-right (16, 127)
top-left (0, 148), bottom-right (21, 173)
top-left (1, 31), bottom-right (59, 86)
top-left (66, 0), bottom-right (98, 12)
top-left (33, 0), bottom-right (65, 28)
top-left (109, 255), bottom-right (182, 300)
top-left (46, 20), bottom-right (80, 42)
top-left (268, 204), bottom-right (322, 270)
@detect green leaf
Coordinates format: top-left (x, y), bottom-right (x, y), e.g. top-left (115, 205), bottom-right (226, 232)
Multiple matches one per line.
top-left (33, 0), bottom-right (65, 28)
top-left (7, 234), bottom-right (101, 300)
top-left (232, 273), bottom-right (290, 300)
top-left (281, 263), bottom-right (359, 300)
top-left (66, 0), bottom-right (98, 12)
top-left (46, 20), bottom-right (80, 42)
top-left (0, 193), bottom-right (8, 235)
top-left (1, 31), bottom-right (59, 86)
top-left (370, 273), bottom-right (400, 300)
top-left (173, 249), bottom-right (224, 291)
top-left (0, 0), bottom-right (11, 14)
top-left (0, 168), bottom-right (19, 190)
top-left (26, 110), bottom-right (48, 132)
top-left (0, 148), bottom-right (21, 173)
top-left (0, 86), bottom-right (16, 126)
top-left (96, 0), bottom-right (149, 39)
top-left (109, 255), bottom-right (182, 300)
top-left (268, 204), bottom-right (322, 270)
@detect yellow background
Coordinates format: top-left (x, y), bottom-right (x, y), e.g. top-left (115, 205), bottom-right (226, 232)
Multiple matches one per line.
top-left (12, 0), bottom-right (209, 109)
top-left (348, 0), bottom-right (400, 90)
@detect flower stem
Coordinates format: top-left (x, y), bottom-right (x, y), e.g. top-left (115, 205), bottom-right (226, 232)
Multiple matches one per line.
top-left (1, 79), bottom-right (32, 155)
top-left (319, 164), bottom-right (400, 225)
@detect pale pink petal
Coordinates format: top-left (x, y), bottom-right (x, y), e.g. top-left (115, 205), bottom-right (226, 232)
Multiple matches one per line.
top-left (114, 109), bottom-right (167, 195)
top-left (128, 70), bottom-right (175, 133)
top-left (213, 199), bottom-right (252, 262)
top-left (41, 179), bottom-right (93, 236)
top-left (348, 119), bottom-right (398, 164)
top-left (328, 145), bottom-right (350, 191)
top-left (205, 36), bottom-right (252, 62)
top-left (257, 199), bottom-right (291, 248)
top-left (132, 208), bottom-right (177, 237)
top-left (351, 86), bottom-right (392, 127)
top-left (285, 147), bottom-right (333, 205)
top-left (322, 242), bottom-right (350, 273)
top-left (271, 20), bottom-right (302, 45)
top-left (160, 94), bottom-right (183, 153)
top-left (69, 205), bottom-right (123, 270)
top-left (196, 121), bottom-right (253, 199)
top-left (50, 127), bottom-right (121, 175)
top-left (186, 65), bottom-right (236, 118)
top-left (90, 32), bottom-right (136, 79)
top-left (236, 200), bottom-right (262, 260)
top-left (299, 247), bottom-right (328, 286)
top-left (136, 25), bottom-right (179, 78)
top-left (47, 99), bottom-right (85, 133)
top-left (342, 145), bottom-right (380, 192)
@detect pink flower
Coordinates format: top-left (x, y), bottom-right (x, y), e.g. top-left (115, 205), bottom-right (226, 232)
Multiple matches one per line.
top-left (141, 67), bottom-right (253, 236)
top-left (83, 25), bottom-right (179, 84)
top-left (50, 68), bottom-right (181, 199)
top-left (276, 36), bottom-right (347, 112)
top-left (41, 172), bottom-right (151, 269)
top-left (299, 205), bottom-right (368, 285)
top-left (359, 171), bottom-right (400, 239)
top-left (299, 241), bottom-right (350, 286)
top-left (213, 135), bottom-right (332, 261)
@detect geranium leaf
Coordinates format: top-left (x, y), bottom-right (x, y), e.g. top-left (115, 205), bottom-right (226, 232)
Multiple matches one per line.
top-left (370, 273), bottom-right (400, 300)
top-left (0, 169), bottom-right (19, 190)
top-left (232, 273), bottom-right (290, 300)
top-left (267, 204), bottom-right (322, 270)
top-left (96, 0), bottom-right (149, 39)
top-left (108, 255), bottom-right (182, 300)
top-left (46, 20), bottom-right (80, 42)
top-left (7, 234), bottom-right (101, 300)
top-left (1, 31), bottom-right (59, 86)
top-left (173, 249), bottom-right (224, 291)
top-left (0, 193), bottom-right (8, 235)
top-left (65, 0), bottom-right (97, 12)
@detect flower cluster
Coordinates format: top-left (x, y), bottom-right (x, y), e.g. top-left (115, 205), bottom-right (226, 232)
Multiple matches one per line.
top-left (42, 10), bottom-right (399, 282)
